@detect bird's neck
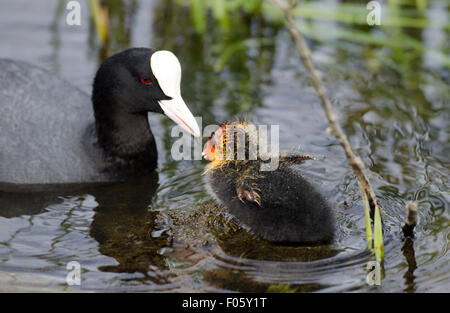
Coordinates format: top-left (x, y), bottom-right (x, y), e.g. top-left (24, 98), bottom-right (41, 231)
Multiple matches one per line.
top-left (93, 96), bottom-right (157, 173)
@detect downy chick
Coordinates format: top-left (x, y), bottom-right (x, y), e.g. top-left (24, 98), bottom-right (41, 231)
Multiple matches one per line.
top-left (202, 121), bottom-right (335, 244)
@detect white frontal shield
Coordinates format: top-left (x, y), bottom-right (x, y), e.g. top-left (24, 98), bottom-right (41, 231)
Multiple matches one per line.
top-left (150, 50), bottom-right (200, 137)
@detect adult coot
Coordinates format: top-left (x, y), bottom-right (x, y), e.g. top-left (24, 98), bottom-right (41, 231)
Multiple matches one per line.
top-left (0, 48), bottom-right (200, 185)
top-left (202, 121), bottom-right (335, 244)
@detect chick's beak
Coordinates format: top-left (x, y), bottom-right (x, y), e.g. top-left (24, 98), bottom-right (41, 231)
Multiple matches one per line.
top-left (202, 138), bottom-right (215, 161)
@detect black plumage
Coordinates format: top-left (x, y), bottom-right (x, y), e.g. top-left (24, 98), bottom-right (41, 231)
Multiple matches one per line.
top-left (203, 122), bottom-right (335, 244)
top-left (0, 48), bottom-right (198, 185)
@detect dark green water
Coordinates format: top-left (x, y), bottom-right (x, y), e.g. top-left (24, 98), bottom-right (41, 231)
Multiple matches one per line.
top-left (0, 0), bottom-right (448, 292)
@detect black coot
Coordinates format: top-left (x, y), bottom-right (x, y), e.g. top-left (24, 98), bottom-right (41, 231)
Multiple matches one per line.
top-left (0, 48), bottom-right (200, 185)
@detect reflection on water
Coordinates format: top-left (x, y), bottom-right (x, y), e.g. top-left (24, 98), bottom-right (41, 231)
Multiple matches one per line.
top-left (0, 0), bottom-right (448, 292)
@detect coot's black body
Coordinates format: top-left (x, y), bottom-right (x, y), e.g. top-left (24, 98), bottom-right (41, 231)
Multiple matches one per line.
top-left (0, 48), bottom-right (199, 185)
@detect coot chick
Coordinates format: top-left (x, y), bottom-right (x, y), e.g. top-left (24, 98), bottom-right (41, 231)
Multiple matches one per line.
top-left (0, 48), bottom-right (200, 185)
top-left (202, 121), bottom-right (335, 244)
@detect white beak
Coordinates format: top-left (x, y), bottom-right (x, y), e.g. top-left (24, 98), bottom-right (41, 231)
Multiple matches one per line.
top-left (150, 50), bottom-right (200, 137)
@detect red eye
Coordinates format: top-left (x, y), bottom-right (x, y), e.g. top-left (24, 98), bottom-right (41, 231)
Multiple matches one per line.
top-left (140, 78), bottom-right (152, 85)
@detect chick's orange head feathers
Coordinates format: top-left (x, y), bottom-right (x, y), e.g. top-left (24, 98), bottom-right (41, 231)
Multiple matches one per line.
top-left (202, 124), bottom-right (226, 161)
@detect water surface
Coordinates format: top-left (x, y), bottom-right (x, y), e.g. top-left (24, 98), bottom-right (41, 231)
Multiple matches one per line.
top-left (0, 0), bottom-right (448, 292)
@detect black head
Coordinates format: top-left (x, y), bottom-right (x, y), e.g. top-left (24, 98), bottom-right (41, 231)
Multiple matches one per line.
top-left (92, 48), bottom-right (200, 137)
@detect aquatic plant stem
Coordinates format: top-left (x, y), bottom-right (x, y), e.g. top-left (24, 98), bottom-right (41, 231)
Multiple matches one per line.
top-left (270, 0), bottom-right (384, 259)
top-left (89, 0), bottom-right (109, 44)
top-left (270, 0), bottom-right (380, 214)
top-left (402, 201), bottom-right (418, 237)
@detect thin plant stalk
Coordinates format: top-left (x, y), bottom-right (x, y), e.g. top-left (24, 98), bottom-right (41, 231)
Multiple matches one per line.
top-left (89, 0), bottom-right (109, 44)
top-left (270, 0), bottom-right (385, 260)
